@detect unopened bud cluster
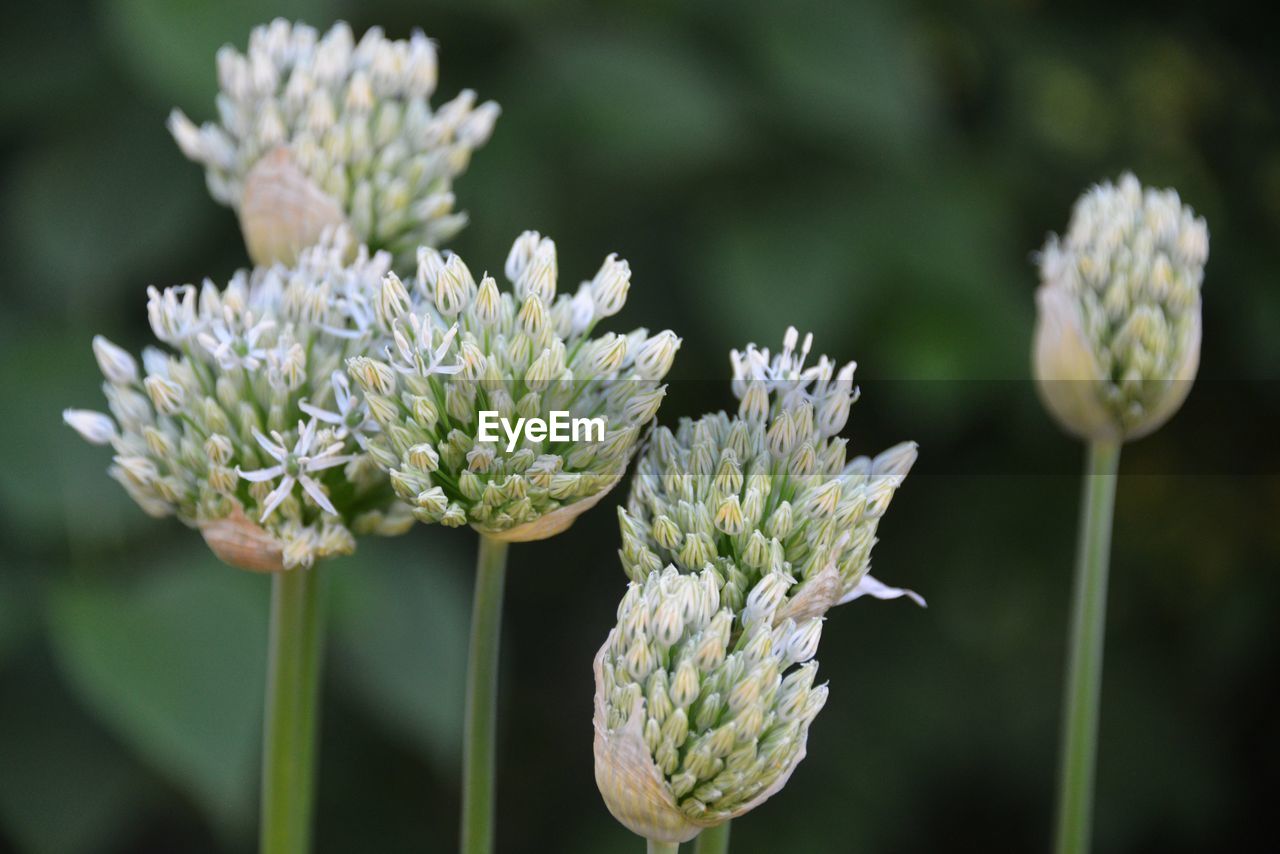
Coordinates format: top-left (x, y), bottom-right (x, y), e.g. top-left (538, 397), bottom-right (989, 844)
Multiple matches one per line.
top-left (169, 19), bottom-right (498, 265)
top-left (348, 231), bottom-right (681, 540)
top-left (64, 231), bottom-right (411, 570)
top-left (593, 565), bottom-right (827, 843)
top-left (621, 328), bottom-right (918, 619)
top-left (1035, 173), bottom-right (1208, 441)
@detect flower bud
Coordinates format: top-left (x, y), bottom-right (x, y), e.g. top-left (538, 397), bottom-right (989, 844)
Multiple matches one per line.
top-left (92, 336), bottom-right (139, 385)
top-left (591, 253), bottom-right (631, 318)
top-left (63, 409), bottom-right (117, 445)
top-left (594, 566), bottom-right (822, 845)
top-left (1033, 173), bottom-right (1207, 442)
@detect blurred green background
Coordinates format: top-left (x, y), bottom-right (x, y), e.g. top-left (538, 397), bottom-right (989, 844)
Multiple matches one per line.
top-left (2, 0), bottom-right (1277, 851)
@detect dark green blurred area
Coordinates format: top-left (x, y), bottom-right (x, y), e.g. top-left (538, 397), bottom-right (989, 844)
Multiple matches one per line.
top-left (2, 0), bottom-right (1278, 851)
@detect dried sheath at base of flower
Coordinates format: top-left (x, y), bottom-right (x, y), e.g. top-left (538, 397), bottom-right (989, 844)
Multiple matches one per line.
top-left (239, 147), bottom-right (347, 266)
top-left (200, 505), bottom-right (286, 572)
top-left (475, 478), bottom-right (619, 543)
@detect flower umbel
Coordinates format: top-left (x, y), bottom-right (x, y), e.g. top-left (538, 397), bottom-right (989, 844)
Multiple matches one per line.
top-left (1034, 173), bottom-right (1209, 441)
top-left (168, 19), bottom-right (499, 266)
top-left (64, 231), bottom-right (412, 570)
top-left (621, 327), bottom-right (920, 619)
top-left (348, 231), bottom-right (681, 541)
top-left (593, 566), bottom-right (829, 844)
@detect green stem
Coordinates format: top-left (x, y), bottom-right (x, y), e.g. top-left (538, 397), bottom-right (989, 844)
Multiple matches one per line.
top-left (647, 842), bottom-right (679, 854)
top-left (1053, 439), bottom-right (1121, 854)
top-left (695, 822), bottom-right (731, 854)
top-left (260, 567), bottom-right (326, 854)
top-left (461, 536), bottom-right (510, 854)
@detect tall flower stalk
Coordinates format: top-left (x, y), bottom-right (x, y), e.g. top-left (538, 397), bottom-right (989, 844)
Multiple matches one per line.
top-left (1033, 174), bottom-right (1208, 853)
top-left (349, 232), bottom-right (680, 851)
top-left (461, 535), bottom-right (508, 852)
top-left (261, 566), bottom-right (326, 853)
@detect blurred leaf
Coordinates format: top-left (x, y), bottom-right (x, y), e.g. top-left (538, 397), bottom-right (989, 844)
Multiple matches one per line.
top-left (0, 656), bottom-right (155, 854)
top-left (0, 1), bottom-right (102, 128)
top-left (102, 0), bottom-right (333, 109)
top-left (734, 0), bottom-right (934, 155)
top-left (0, 324), bottom-right (158, 551)
top-left (529, 26), bottom-right (745, 178)
top-left (1017, 55), bottom-right (1115, 159)
top-left (5, 108), bottom-right (217, 313)
top-left (695, 184), bottom-right (869, 350)
top-left (330, 531), bottom-right (470, 770)
top-left (47, 553), bottom-right (268, 835)
top-left (0, 567), bottom-right (37, 673)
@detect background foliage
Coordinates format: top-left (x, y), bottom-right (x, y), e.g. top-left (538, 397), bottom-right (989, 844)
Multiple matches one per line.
top-left (2, 0), bottom-right (1277, 851)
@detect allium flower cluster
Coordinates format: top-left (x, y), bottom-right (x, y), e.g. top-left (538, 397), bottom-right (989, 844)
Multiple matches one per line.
top-left (593, 565), bottom-right (828, 843)
top-left (1034, 173), bottom-right (1209, 441)
top-left (348, 231), bottom-right (682, 541)
top-left (620, 328), bottom-right (920, 620)
top-left (64, 232), bottom-right (410, 570)
top-left (169, 19), bottom-right (499, 266)
top-left (594, 329), bottom-right (920, 843)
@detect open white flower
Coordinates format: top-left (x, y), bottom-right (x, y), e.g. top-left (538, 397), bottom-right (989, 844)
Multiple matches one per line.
top-left (239, 418), bottom-right (352, 521)
top-left (299, 371), bottom-right (378, 445)
top-left (197, 312), bottom-right (276, 370)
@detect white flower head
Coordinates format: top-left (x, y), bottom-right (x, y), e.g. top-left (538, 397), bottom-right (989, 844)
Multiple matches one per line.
top-left (348, 231), bottom-right (681, 541)
top-left (623, 329), bottom-right (917, 618)
top-left (594, 566), bottom-right (829, 844)
top-left (168, 19), bottom-right (499, 266)
top-left (1034, 173), bottom-right (1208, 442)
top-left (66, 231), bottom-right (403, 571)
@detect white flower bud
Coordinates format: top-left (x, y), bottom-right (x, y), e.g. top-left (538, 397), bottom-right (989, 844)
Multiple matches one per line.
top-left (633, 330), bottom-right (681, 381)
top-left (377, 272), bottom-right (412, 328)
top-left (473, 276), bottom-right (503, 327)
top-left (63, 409), bottom-right (117, 445)
top-left (144, 375), bottom-right (185, 415)
top-left (591, 253), bottom-right (631, 318)
top-left (92, 336), bottom-right (139, 385)
top-left (504, 230), bottom-right (543, 282)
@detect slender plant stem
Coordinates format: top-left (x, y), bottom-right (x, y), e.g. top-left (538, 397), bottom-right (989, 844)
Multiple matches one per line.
top-left (461, 535), bottom-right (510, 854)
top-left (260, 566), bottom-right (326, 854)
top-left (695, 822), bottom-right (731, 854)
top-left (1053, 439), bottom-right (1121, 854)
top-left (647, 842), bottom-right (679, 854)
